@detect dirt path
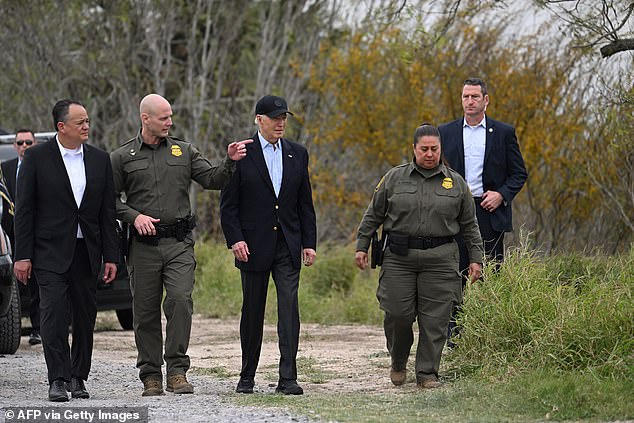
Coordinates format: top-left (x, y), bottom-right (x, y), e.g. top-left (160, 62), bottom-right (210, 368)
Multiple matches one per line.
top-left (1, 313), bottom-right (397, 422)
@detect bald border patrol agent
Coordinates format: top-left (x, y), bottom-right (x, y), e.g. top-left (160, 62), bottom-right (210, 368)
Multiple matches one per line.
top-left (111, 94), bottom-right (252, 396)
top-left (355, 124), bottom-right (483, 389)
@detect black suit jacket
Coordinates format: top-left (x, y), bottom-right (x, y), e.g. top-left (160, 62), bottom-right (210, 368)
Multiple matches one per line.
top-left (438, 116), bottom-right (527, 232)
top-left (220, 134), bottom-right (317, 272)
top-left (1, 158), bottom-right (18, 199)
top-left (14, 140), bottom-right (119, 275)
top-left (1, 158), bottom-right (18, 245)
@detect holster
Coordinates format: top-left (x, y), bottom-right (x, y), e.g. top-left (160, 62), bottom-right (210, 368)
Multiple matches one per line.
top-left (387, 232), bottom-right (409, 256)
top-left (370, 232), bottom-right (382, 268)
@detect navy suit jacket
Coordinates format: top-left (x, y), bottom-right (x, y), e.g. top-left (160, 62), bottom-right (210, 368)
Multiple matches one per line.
top-left (438, 116), bottom-right (527, 232)
top-left (14, 140), bottom-right (119, 275)
top-left (220, 133), bottom-right (317, 272)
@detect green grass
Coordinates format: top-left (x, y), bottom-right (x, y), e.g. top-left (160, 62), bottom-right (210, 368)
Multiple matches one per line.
top-left (229, 370), bottom-right (633, 422)
top-left (456, 247), bottom-right (634, 379)
top-left (193, 241), bottom-right (383, 325)
top-left (190, 365), bottom-right (235, 378)
top-left (193, 240), bottom-right (634, 422)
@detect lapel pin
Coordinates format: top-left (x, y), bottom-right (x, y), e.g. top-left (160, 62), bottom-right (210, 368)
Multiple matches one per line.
top-left (288, 154), bottom-right (293, 158)
top-left (129, 149), bottom-right (136, 156)
top-left (488, 128), bottom-right (493, 133)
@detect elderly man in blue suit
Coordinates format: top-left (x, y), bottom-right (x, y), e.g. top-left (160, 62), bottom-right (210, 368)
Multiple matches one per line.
top-left (439, 78), bottom-right (527, 345)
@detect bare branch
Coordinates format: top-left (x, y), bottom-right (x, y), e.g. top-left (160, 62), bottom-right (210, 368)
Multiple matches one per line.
top-left (600, 38), bottom-right (634, 57)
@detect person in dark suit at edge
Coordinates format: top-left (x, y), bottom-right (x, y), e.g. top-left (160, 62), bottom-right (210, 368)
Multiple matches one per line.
top-left (13, 99), bottom-right (119, 402)
top-left (220, 95), bottom-right (317, 395)
top-left (2, 128), bottom-right (41, 345)
top-left (438, 78), bottom-right (527, 347)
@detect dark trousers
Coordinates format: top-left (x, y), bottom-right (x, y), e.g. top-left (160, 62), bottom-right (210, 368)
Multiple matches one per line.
top-left (448, 198), bottom-right (505, 343)
top-left (28, 273), bottom-right (40, 332)
top-left (239, 233), bottom-right (300, 382)
top-left (35, 239), bottom-right (97, 383)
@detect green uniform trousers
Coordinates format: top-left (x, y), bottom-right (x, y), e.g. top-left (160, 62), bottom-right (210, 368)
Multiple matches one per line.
top-left (128, 235), bottom-right (196, 382)
top-left (377, 241), bottom-right (462, 381)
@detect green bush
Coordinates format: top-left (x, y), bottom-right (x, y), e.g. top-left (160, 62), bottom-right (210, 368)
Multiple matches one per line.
top-left (193, 241), bottom-right (243, 318)
top-left (193, 240), bottom-right (383, 325)
top-left (455, 247), bottom-right (634, 379)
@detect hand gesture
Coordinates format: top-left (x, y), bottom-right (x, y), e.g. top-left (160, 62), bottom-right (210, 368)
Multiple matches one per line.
top-left (228, 139), bottom-right (254, 161)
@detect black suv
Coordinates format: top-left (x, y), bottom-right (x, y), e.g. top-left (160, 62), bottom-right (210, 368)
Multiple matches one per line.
top-left (0, 134), bottom-right (133, 354)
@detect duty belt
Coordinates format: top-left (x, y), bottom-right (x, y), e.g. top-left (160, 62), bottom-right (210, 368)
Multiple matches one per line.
top-left (407, 236), bottom-right (453, 250)
top-left (132, 215), bottom-right (196, 245)
top-left (385, 232), bottom-right (454, 256)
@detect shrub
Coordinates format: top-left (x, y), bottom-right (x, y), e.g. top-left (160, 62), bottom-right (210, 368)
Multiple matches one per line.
top-left (455, 246), bottom-right (634, 379)
top-left (193, 240), bottom-right (383, 325)
top-left (193, 241), bottom-right (243, 318)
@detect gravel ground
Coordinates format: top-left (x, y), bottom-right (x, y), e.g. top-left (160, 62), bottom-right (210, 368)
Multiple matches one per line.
top-left (0, 314), bottom-right (391, 423)
top-left (0, 319), bottom-right (328, 423)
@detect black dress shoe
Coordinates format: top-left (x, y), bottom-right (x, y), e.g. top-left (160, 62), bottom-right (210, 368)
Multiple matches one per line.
top-left (236, 377), bottom-right (254, 394)
top-left (65, 377), bottom-right (90, 399)
top-left (29, 330), bottom-right (42, 345)
top-left (275, 380), bottom-right (303, 395)
top-left (48, 379), bottom-right (69, 402)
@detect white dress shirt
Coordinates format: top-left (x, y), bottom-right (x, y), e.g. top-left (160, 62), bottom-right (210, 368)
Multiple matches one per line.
top-left (462, 116), bottom-right (486, 197)
top-left (57, 137), bottom-right (86, 238)
top-left (258, 132), bottom-right (283, 198)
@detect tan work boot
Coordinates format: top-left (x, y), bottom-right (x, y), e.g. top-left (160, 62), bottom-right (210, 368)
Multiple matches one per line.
top-left (166, 374), bottom-right (194, 394)
top-left (389, 367), bottom-right (407, 386)
top-left (142, 377), bottom-right (164, 396)
top-left (417, 377), bottom-right (442, 389)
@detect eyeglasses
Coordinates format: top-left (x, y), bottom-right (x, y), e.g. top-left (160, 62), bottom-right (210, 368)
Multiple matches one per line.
top-left (16, 140), bottom-right (34, 146)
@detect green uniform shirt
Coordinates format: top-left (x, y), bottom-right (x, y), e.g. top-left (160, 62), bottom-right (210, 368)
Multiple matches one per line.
top-left (356, 161), bottom-right (483, 264)
top-left (110, 133), bottom-right (235, 225)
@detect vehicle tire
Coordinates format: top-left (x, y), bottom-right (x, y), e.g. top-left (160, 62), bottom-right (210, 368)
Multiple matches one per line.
top-left (115, 308), bottom-right (133, 330)
top-left (0, 280), bottom-right (21, 354)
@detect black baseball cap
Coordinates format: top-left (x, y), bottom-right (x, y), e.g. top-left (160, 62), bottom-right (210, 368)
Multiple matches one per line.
top-left (255, 95), bottom-right (294, 118)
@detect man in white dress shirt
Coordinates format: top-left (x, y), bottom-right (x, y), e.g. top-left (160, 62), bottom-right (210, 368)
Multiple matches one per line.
top-left (14, 99), bottom-right (119, 401)
top-left (439, 78), bottom-right (528, 345)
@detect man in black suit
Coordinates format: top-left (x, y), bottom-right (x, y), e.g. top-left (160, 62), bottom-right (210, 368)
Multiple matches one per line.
top-left (1, 129), bottom-right (41, 345)
top-left (439, 78), bottom-right (527, 344)
top-left (14, 99), bottom-right (119, 402)
top-left (220, 95), bottom-right (317, 395)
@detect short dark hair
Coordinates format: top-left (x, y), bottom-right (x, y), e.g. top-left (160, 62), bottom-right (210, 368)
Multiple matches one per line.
top-left (15, 128), bottom-right (35, 139)
top-left (413, 123), bottom-right (440, 145)
top-left (463, 77), bottom-right (488, 96)
top-left (52, 99), bottom-right (84, 131)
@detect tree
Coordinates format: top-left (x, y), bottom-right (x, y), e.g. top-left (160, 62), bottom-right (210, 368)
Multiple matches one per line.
top-left (536, 0), bottom-right (634, 58)
top-left (305, 6), bottom-right (625, 250)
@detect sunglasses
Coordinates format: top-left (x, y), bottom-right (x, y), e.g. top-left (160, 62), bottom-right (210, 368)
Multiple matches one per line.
top-left (16, 140), bottom-right (34, 146)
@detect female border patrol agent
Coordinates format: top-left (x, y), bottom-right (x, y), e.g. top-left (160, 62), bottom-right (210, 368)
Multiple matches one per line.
top-left (355, 124), bottom-right (483, 389)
